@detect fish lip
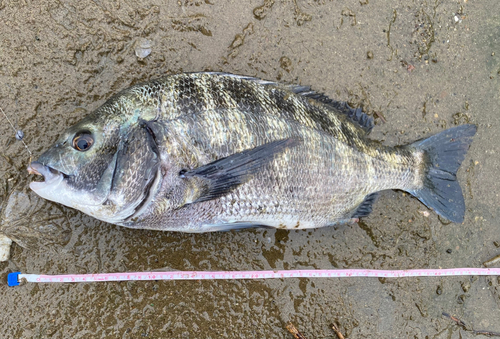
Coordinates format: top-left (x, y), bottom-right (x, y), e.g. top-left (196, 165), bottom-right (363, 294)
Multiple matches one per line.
top-left (27, 162), bottom-right (67, 191)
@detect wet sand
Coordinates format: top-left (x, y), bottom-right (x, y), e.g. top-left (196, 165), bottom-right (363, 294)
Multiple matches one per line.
top-left (1, 0), bottom-right (499, 338)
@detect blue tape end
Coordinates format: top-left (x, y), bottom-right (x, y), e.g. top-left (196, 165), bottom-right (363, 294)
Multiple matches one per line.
top-left (8, 272), bottom-right (21, 287)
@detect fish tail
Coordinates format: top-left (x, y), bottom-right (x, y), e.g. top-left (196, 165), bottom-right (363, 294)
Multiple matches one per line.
top-left (409, 124), bottom-right (477, 223)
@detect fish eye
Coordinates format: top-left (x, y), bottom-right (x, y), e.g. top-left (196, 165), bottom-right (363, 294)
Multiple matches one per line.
top-left (72, 131), bottom-right (94, 152)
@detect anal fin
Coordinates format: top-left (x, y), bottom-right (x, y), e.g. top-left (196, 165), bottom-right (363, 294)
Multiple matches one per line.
top-left (352, 193), bottom-right (378, 219)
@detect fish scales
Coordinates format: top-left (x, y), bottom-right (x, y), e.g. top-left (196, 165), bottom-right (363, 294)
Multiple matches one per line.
top-left (128, 74), bottom-right (418, 229)
top-left (28, 72), bottom-right (476, 232)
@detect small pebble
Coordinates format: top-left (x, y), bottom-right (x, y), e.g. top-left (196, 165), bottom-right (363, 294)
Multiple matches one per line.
top-left (446, 249), bottom-right (452, 254)
top-left (0, 234), bottom-right (12, 261)
top-left (135, 38), bottom-right (153, 59)
top-left (15, 129), bottom-right (24, 140)
top-left (461, 281), bottom-right (471, 293)
top-left (419, 210), bottom-right (430, 217)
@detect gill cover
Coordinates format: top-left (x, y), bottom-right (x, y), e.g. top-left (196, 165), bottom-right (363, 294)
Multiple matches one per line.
top-left (102, 121), bottom-right (161, 224)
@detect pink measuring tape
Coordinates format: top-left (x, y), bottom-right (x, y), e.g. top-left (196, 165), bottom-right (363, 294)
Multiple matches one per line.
top-left (7, 268), bottom-right (500, 286)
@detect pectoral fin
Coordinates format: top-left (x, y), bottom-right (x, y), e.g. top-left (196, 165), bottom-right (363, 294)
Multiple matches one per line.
top-left (181, 138), bottom-right (300, 204)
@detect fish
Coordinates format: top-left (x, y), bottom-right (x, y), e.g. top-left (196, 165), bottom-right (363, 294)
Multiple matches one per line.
top-left (27, 72), bottom-right (476, 232)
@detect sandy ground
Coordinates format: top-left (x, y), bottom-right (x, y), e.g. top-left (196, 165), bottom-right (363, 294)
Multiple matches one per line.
top-left (0, 0), bottom-right (499, 338)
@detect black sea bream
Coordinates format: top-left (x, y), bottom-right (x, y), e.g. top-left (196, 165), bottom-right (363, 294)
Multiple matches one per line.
top-left (28, 73), bottom-right (476, 232)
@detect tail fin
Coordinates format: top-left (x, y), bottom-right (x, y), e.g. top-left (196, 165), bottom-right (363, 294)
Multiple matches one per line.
top-left (409, 124), bottom-right (477, 223)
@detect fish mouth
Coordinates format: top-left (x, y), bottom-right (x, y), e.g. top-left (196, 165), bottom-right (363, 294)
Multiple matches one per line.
top-left (28, 162), bottom-right (66, 192)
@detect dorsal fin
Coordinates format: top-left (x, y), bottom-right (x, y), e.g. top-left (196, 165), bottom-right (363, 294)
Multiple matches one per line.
top-left (286, 85), bottom-right (374, 134)
top-left (200, 72), bottom-right (374, 133)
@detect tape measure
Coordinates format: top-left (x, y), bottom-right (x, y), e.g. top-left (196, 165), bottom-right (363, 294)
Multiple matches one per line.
top-left (7, 268), bottom-right (500, 286)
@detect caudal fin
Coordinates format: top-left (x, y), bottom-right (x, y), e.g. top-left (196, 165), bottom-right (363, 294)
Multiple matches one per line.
top-left (409, 124), bottom-right (476, 223)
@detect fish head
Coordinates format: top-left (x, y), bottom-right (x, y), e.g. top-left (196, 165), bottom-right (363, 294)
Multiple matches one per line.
top-left (28, 100), bottom-right (161, 225)
top-left (28, 110), bottom-right (122, 219)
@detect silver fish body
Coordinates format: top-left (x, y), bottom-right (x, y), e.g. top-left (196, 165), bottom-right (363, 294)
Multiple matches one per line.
top-left (28, 73), bottom-right (476, 232)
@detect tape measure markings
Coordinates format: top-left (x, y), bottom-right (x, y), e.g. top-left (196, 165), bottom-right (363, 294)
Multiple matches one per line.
top-left (7, 268), bottom-right (500, 286)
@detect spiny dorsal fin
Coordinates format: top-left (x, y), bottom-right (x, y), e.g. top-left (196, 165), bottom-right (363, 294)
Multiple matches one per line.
top-left (201, 72), bottom-right (374, 133)
top-left (286, 85), bottom-right (374, 134)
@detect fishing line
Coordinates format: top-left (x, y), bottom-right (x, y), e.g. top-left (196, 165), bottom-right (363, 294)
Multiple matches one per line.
top-left (0, 107), bottom-right (32, 162)
top-left (7, 268), bottom-right (500, 286)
